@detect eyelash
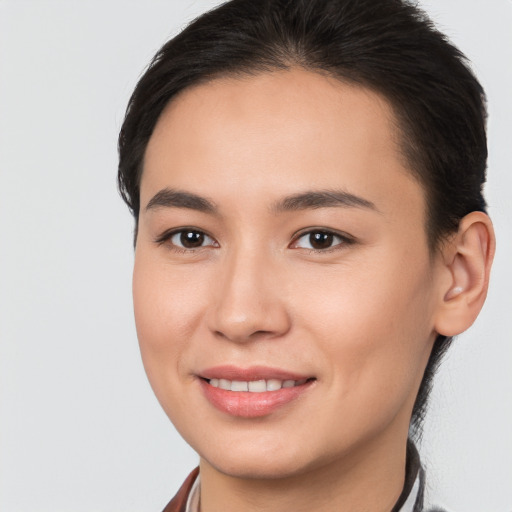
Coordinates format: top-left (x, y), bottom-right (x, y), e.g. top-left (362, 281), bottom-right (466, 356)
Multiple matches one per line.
top-left (154, 227), bottom-right (218, 253)
top-left (290, 228), bottom-right (355, 254)
top-left (154, 228), bottom-right (355, 254)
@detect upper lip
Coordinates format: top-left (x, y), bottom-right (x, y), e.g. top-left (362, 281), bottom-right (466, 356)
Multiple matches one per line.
top-left (199, 365), bottom-right (314, 381)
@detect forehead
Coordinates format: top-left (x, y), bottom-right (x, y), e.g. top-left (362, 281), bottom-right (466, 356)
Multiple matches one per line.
top-left (142, 68), bottom-right (425, 227)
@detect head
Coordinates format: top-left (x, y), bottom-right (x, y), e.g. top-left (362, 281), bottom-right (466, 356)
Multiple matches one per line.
top-left (118, 0), bottom-right (494, 474)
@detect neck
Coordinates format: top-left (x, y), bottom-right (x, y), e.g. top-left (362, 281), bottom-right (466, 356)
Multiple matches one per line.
top-left (198, 430), bottom-right (410, 512)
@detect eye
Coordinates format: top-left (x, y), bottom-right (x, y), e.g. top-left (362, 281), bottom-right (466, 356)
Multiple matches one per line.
top-left (156, 228), bottom-right (218, 250)
top-left (292, 230), bottom-right (352, 251)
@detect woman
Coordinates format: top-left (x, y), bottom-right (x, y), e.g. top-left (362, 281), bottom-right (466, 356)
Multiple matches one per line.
top-left (117, 0), bottom-right (495, 510)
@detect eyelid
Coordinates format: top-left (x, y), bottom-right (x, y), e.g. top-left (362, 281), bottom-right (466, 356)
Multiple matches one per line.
top-left (154, 226), bottom-right (218, 248)
top-left (290, 228), bottom-right (356, 251)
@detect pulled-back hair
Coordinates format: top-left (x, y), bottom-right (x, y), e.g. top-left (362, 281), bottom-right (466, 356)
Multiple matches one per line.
top-left (118, 0), bottom-right (488, 435)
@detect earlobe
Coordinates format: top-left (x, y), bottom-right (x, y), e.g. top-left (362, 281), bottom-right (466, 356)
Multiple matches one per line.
top-left (434, 212), bottom-right (495, 337)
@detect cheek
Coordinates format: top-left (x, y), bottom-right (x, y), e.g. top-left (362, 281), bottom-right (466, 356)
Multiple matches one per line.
top-left (290, 252), bottom-right (435, 392)
top-left (132, 253), bottom-right (209, 384)
top-left (294, 255), bottom-right (432, 328)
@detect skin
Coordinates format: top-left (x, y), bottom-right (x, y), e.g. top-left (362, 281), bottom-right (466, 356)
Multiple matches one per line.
top-left (133, 69), bottom-right (494, 512)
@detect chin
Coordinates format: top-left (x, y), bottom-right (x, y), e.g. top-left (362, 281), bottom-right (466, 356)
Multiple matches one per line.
top-left (204, 452), bottom-right (313, 480)
top-left (195, 431), bottom-right (341, 481)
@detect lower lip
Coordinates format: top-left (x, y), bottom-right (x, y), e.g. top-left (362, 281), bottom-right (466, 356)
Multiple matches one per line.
top-left (199, 379), bottom-right (315, 418)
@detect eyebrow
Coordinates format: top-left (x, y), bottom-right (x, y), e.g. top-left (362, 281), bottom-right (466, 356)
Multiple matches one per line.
top-left (271, 190), bottom-right (378, 213)
top-left (145, 188), bottom-right (217, 214)
top-left (145, 187), bottom-right (378, 215)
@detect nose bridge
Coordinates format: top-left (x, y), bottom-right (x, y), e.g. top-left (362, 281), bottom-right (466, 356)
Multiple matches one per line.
top-left (209, 240), bottom-right (289, 342)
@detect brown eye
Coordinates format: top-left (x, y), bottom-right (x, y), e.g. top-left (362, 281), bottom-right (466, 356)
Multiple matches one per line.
top-left (309, 232), bottom-right (334, 249)
top-left (293, 230), bottom-right (351, 251)
top-left (169, 230), bottom-right (216, 249)
top-left (180, 231), bottom-right (204, 248)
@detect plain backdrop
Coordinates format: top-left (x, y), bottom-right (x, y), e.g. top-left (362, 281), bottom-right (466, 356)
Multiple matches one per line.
top-left (0, 1), bottom-right (510, 511)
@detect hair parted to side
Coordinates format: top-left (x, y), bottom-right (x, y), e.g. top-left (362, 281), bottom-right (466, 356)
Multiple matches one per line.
top-left (118, 0), bottom-right (488, 436)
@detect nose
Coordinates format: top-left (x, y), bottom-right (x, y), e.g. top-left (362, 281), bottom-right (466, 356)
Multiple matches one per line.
top-left (207, 248), bottom-right (291, 343)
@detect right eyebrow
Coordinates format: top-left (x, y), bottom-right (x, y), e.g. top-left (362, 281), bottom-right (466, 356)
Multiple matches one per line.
top-left (145, 188), bottom-right (217, 214)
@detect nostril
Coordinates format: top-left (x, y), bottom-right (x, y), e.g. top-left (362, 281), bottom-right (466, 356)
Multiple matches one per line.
top-left (213, 328), bottom-right (280, 343)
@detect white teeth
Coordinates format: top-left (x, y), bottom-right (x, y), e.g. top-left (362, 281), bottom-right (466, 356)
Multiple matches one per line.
top-left (231, 380), bottom-right (249, 392)
top-left (207, 378), bottom-right (309, 392)
top-left (219, 379), bottom-right (231, 390)
top-left (248, 380), bottom-right (267, 392)
top-left (266, 379), bottom-right (283, 391)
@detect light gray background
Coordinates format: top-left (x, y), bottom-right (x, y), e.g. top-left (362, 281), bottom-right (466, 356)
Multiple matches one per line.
top-left (0, 1), bottom-right (510, 510)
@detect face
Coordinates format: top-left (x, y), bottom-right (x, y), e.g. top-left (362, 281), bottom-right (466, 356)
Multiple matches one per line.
top-left (134, 69), bottom-right (443, 479)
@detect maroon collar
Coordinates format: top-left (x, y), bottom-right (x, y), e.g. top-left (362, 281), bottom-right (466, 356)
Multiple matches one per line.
top-left (161, 467), bottom-right (199, 512)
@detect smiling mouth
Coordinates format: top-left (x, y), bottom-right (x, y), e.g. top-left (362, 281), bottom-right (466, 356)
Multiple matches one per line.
top-left (199, 373), bottom-right (316, 417)
top-left (204, 377), bottom-right (313, 392)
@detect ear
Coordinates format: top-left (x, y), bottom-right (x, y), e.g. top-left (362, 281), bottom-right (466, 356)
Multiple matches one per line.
top-left (434, 211), bottom-right (496, 337)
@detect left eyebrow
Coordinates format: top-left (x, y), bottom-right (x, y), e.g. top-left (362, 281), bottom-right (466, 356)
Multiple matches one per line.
top-left (271, 190), bottom-right (378, 213)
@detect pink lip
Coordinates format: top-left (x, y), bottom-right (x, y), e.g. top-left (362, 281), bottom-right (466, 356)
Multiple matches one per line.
top-left (198, 365), bottom-right (315, 418)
